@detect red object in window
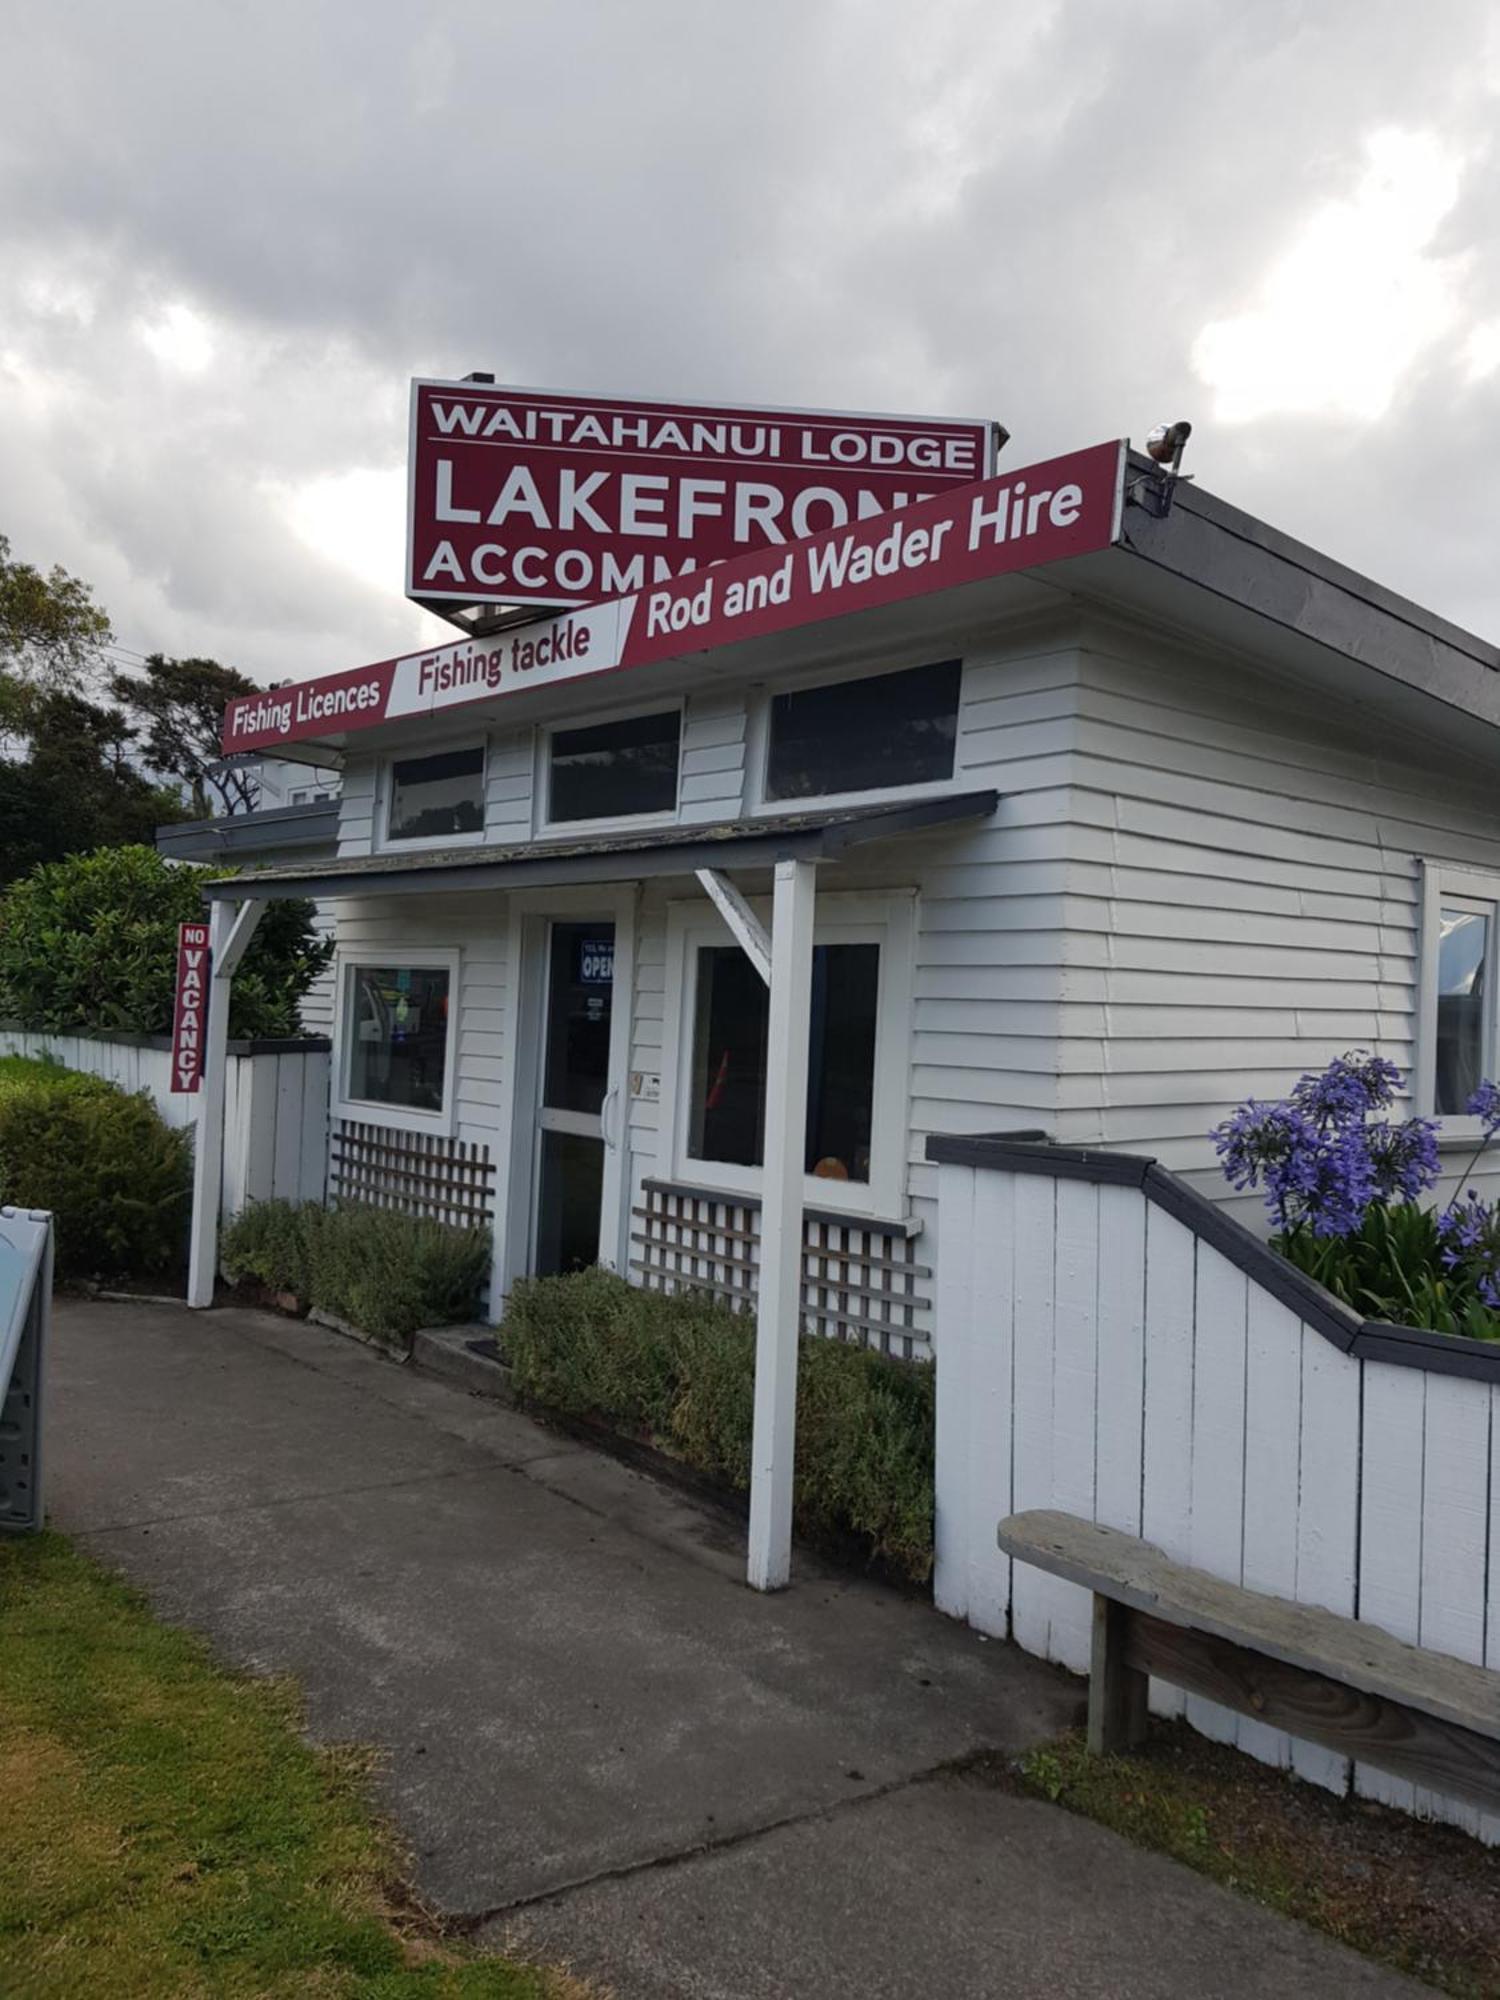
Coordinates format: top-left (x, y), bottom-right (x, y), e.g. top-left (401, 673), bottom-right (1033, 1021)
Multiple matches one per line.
top-left (704, 1049), bottom-right (731, 1112)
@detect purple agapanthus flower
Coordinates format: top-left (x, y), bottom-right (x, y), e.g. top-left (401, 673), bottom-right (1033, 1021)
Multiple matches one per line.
top-left (1291, 1051), bottom-right (1403, 1129)
top-left (1212, 1100), bottom-right (1317, 1223)
top-left (1437, 1190), bottom-right (1489, 1268)
top-left (1301, 1123), bottom-right (1379, 1237)
top-left (1467, 1081), bottom-right (1500, 1137)
top-left (1364, 1118), bottom-right (1441, 1203)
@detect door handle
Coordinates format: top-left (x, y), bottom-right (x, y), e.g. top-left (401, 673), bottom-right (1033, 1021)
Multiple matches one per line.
top-left (601, 1083), bottom-right (621, 1151)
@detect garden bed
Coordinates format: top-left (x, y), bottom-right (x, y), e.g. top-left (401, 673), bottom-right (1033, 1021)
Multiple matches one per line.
top-left (1008, 1721), bottom-right (1500, 1997)
top-left (503, 1266), bottom-right (936, 1583)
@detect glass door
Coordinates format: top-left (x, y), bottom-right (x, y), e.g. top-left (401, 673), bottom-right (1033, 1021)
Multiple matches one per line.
top-left (534, 920), bottom-right (615, 1276)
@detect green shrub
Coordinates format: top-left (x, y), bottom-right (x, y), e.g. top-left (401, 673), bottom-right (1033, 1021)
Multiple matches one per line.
top-left (221, 1199), bottom-right (490, 1344)
top-left (214, 1195), bottom-right (314, 1299)
top-left (503, 1269), bottom-right (936, 1580)
top-left (0, 844), bottom-right (332, 1039)
top-left (0, 1057), bottom-right (191, 1278)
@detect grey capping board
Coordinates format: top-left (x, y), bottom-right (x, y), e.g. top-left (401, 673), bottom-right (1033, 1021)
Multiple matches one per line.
top-left (925, 1133), bottom-right (1153, 1186)
top-left (1354, 1321), bottom-right (1500, 1382)
top-left (923, 1132), bottom-right (1500, 1383)
top-left (998, 1509), bottom-right (1500, 1745)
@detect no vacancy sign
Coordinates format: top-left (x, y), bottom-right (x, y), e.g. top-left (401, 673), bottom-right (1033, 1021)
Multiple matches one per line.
top-left (171, 921), bottom-right (211, 1093)
top-left (407, 381), bottom-right (1001, 616)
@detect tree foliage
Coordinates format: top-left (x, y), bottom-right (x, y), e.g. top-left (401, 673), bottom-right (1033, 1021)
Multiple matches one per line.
top-left (0, 845), bottom-right (333, 1040)
top-left (0, 685), bottom-right (188, 888)
top-left (0, 533), bottom-right (112, 691)
top-left (111, 653), bottom-right (262, 815)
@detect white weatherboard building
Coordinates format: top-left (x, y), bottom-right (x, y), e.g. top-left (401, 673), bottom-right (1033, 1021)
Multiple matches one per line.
top-left (184, 433), bottom-right (1500, 1828)
top-left (198, 450), bottom-right (1500, 1316)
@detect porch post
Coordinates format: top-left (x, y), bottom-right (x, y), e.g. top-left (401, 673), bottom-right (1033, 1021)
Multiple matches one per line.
top-left (187, 896), bottom-right (264, 1308)
top-left (747, 856), bottom-right (816, 1591)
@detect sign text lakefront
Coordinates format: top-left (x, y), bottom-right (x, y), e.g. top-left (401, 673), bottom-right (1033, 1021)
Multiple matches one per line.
top-left (407, 381), bottom-right (1000, 614)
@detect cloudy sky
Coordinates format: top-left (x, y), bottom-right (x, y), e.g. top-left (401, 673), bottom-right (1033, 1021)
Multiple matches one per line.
top-left (2, 1), bottom-right (1498, 687)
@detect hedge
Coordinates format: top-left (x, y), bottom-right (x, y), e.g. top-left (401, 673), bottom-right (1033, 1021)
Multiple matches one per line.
top-left (0, 1056), bottom-right (191, 1279)
top-left (503, 1267), bottom-right (935, 1581)
top-left (0, 844), bottom-right (332, 1039)
top-left (220, 1199), bottom-right (490, 1344)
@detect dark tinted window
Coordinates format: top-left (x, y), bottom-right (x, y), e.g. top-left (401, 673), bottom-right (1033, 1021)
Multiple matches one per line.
top-left (687, 942), bottom-right (879, 1182)
top-left (550, 709), bottom-right (681, 821)
top-left (765, 659), bottom-right (960, 800)
top-left (389, 746), bottom-right (484, 840)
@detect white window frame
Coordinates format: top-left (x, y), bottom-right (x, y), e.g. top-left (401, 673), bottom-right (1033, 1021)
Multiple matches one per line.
top-left (378, 738), bottom-right (489, 853)
top-left (745, 654), bottom-right (963, 818)
top-left (535, 697), bottom-right (685, 836)
top-left (331, 947), bottom-right (462, 1138)
top-left (1416, 860), bottom-right (1500, 1141)
top-left (658, 889), bottom-right (916, 1219)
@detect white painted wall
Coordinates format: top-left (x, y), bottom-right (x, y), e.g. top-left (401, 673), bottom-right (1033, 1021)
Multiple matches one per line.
top-left (319, 605), bottom-right (1500, 1346)
top-left (1052, 627), bottom-right (1500, 1214)
top-left (327, 890), bottom-right (509, 1150)
top-left (934, 1157), bottom-right (1500, 1843)
top-left (0, 1028), bottom-right (328, 1223)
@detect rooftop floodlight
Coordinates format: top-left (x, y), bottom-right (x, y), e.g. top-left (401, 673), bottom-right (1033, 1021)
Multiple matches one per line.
top-left (1130, 419), bottom-right (1195, 517)
top-left (1145, 419), bottom-right (1192, 470)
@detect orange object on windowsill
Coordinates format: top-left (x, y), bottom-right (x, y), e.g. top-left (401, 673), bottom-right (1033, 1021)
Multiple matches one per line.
top-left (811, 1157), bottom-right (850, 1180)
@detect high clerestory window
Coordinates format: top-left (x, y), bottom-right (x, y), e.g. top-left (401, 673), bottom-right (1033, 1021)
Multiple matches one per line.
top-left (546, 708), bottom-right (682, 823)
top-left (387, 745), bottom-right (485, 841)
top-left (763, 657), bottom-right (961, 802)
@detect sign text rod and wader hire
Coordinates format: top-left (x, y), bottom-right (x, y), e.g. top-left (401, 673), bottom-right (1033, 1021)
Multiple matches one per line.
top-left (227, 436), bottom-right (1123, 753)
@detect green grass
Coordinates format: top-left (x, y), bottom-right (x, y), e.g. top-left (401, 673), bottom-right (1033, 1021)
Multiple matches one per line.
top-left (0, 1533), bottom-right (589, 1999)
top-left (1016, 1727), bottom-right (1500, 1997)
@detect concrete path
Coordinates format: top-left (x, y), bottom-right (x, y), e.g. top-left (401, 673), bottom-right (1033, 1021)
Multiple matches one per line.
top-left (45, 1298), bottom-right (1427, 1998)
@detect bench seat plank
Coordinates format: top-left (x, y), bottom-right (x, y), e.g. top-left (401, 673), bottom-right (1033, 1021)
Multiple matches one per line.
top-left (997, 1509), bottom-right (1500, 1744)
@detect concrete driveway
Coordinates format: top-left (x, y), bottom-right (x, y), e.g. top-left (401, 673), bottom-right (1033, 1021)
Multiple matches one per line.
top-left (44, 1297), bottom-right (1427, 1998)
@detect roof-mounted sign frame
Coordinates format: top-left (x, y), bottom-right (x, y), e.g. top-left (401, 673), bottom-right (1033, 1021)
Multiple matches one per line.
top-left (406, 379), bottom-right (1005, 632)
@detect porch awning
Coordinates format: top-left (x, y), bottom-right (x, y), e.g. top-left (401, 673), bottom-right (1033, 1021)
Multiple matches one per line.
top-left (202, 789), bottom-right (1000, 901)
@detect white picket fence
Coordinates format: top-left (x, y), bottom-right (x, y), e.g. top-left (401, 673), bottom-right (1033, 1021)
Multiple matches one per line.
top-left (931, 1140), bottom-right (1500, 1844)
top-left (0, 1027), bottom-right (329, 1223)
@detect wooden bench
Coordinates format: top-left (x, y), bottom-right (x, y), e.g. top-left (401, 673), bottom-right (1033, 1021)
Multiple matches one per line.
top-left (997, 1509), bottom-right (1500, 1813)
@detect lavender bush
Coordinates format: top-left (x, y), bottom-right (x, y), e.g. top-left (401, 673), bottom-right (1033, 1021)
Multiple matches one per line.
top-left (1213, 1052), bottom-right (1500, 1342)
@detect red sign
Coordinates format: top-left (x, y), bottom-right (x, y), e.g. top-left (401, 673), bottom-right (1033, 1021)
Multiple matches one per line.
top-left (171, 922), bottom-right (211, 1093)
top-left (227, 440), bottom-right (1124, 754)
top-left (407, 380), bottom-right (999, 614)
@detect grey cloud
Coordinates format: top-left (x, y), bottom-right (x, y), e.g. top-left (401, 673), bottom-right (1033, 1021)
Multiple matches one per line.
top-left (0, 0), bottom-right (1496, 683)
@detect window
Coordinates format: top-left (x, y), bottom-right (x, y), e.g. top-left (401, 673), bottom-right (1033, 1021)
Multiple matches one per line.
top-left (663, 895), bottom-right (913, 1216)
top-left (687, 942), bottom-right (880, 1182)
top-left (341, 963), bottom-right (453, 1121)
top-left (388, 745), bottom-right (484, 841)
top-left (764, 658), bottom-right (960, 801)
top-left (1419, 865), bottom-right (1500, 1124)
top-left (1435, 903), bottom-right (1492, 1113)
top-left (548, 709), bottom-right (681, 822)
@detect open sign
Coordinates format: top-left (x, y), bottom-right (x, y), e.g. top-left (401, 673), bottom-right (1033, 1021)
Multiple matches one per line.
top-left (577, 938), bottom-right (614, 986)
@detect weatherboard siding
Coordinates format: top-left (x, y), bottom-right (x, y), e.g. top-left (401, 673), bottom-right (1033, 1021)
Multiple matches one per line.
top-left (1046, 630), bottom-right (1500, 1213)
top-left (331, 891), bottom-right (508, 1150)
